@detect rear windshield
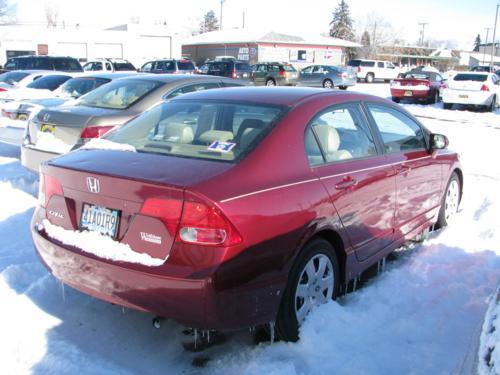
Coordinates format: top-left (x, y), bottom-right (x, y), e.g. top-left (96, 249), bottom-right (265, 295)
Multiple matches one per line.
top-left (16, 57), bottom-right (52, 70)
top-left (26, 75), bottom-right (71, 90)
top-left (453, 74), bottom-right (488, 82)
top-left (177, 61), bottom-right (195, 70)
top-left (155, 61), bottom-right (176, 71)
top-left (235, 63), bottom-right (250, 71)
top-left (282, 65), bottom-right (296, 72)
top-left (113, 62), bottom-right (136, 71)
top-left (360, 61), bottom-right (375, 67)
top-left (402, 72), bottom-right (431, 80)
top-left (347, 60), bottom-right (361, 67)
top-left (59, 77), bottom-right (111, 98)
top-left (77, 79), bottom-right (162, 109)
top-left (54, 58), bottom-right (82, 72)
top-left (0, 71), bottom-right (30, 85)
top-left (105, 101), bottom-right (285, 162)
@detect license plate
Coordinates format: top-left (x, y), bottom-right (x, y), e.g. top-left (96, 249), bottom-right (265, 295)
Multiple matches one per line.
top-left (17, 113), bottom-right (28, 121)
top-left (40, 124), bottom-right (55, 134)
top-left (459, 94), bottom-right (468, 99)
top-left (404, 90), bottom-right (413, 96)
top-left (80, 203), bottom-right (120, 238)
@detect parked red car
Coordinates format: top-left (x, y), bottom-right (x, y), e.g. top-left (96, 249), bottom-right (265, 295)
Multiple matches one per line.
top-left (31, 87), bottom-right (462, 341)
top-left (391, 69), bottom-right (446, 104)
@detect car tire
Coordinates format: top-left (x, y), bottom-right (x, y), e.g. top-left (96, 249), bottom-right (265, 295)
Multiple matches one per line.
top-left (490, 95), bottom-right (497, 112)
top-left (431, 91), bottom-right (439, 104)
top-left (365, 73), bottom-right (374, 83)
top-left (339, 86), bottom-right (348, 90)
top-left (436, 172), bottom-right (461, 229)
top-left (443, 102), bottom-right (453, 110)
top-left (266, 79), bottom-right (276, 86)
top-left (323, 79), bottom-right (334, 89)
top-left (392, 97), bottom-right (400, 103)
top-left (276, 238), bottom-right (340, 342)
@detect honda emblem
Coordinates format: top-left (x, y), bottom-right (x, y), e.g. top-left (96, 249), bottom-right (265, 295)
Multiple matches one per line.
top-left (86, 177), bottom-right (100, 194)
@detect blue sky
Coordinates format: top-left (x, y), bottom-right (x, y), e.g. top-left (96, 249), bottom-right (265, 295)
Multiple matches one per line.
top-left (14, 0), bottom-right (500, 50)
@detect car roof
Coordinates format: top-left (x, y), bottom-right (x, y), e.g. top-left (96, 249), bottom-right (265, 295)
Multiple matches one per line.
top-left (76, 72), bottom-right (137, 80)
top-left (455, 71), bottom-right (489, 76)
top-left (5, 69), bottom-right (55, 74)
top-left (170, 86), bottom-right (381, 107)
top-left (10, 55), bottom-right (78, 59)
top-left (121, 74), bottom-right (230, 84)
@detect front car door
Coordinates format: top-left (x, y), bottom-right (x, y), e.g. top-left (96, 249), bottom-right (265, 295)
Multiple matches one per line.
top-left (305, 103), bottom-right (396, 262)
top-left (365, 103), bottom-right (442, 238)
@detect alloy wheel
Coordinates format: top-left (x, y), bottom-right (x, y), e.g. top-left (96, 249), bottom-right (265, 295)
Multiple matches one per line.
top-left (444, 179), bottom-right (460, 222)
top-left (294, 254), bottom-right (334, 324)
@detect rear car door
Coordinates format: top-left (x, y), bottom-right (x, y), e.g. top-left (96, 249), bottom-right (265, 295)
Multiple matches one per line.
top-left (253, 64), bottom-right (267, 84)
top-left (299, 66), bottom-right (314, 85)
top-left (306, 103), bottom-right (396, 261)
top-left (311, 66), bottom-right (324, 86)
top-left (365, 103), bottom-right (442, 238)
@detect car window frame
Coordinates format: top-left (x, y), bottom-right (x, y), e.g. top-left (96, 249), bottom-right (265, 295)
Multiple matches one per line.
top-left (162, 81), bottom-right (223, 100)
top-left (362, 102), bottom-right (430, 154)
top-left (304, 101), bottom-right (382, 167)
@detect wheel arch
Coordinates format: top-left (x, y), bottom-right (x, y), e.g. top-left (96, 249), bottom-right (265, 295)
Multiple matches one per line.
top-left (452, 167), bottom-right (464, 201)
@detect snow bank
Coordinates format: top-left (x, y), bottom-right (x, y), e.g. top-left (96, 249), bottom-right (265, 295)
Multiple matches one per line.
top-left (33, 132), bottom-right (72, 154)
top-left (80, 138), bottom-right (136, 152)
top-left (478, 287), bottom-right (500, 375)
top-left (0, 181), bottom-right (37, 222)
top-left (42, 219), bottom-right (164, 267)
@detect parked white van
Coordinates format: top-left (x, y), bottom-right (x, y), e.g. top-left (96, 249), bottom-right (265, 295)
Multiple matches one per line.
top-left (348, 59), bottom-right (401, 83)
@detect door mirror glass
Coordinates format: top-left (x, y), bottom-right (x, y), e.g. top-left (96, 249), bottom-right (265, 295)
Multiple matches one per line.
top-left (430, 133), bottom-right (448, 150)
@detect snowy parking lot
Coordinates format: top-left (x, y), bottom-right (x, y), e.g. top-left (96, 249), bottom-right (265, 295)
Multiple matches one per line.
top-left (0, 83), bottom-right (499, 375)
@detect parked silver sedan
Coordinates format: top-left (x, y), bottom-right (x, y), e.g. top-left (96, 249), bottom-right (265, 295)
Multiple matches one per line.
top-left (297, 65), bottom-right (356, 89)
top-left (21, 74), bottom-right (245, 172)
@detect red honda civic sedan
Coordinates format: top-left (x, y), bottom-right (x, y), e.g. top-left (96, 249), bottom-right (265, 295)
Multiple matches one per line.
top-left (31, 87), bottom-right (462, 341)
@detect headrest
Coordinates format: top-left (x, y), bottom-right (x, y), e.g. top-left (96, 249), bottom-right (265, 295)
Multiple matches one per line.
top-left (313, 125), bottom-right (340, 153)
top-left (164, 123), bottom-right (194, 144)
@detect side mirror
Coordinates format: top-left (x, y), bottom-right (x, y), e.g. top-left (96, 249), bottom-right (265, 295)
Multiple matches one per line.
top-left (430, 133), bottom-right (449, 150)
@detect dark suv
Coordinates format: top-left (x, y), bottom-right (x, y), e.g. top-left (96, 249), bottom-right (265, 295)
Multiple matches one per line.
top-left (199, 60), bottom-right (251, 80)
top-left (4, 55), bottom-right (83, 72)
top-left (139, 59), bottom-right (197, 74)
top-left (251, 62), bottom-right (299, 86)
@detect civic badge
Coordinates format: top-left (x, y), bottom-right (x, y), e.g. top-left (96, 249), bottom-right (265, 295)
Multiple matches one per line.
top-left (43, 113), bottom-right (50, 122)
top-left (86, 177), bottom-right (100, 194)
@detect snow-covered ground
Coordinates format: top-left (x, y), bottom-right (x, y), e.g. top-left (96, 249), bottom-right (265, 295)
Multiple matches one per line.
top-left (0, 83), bottom-right (499, 375)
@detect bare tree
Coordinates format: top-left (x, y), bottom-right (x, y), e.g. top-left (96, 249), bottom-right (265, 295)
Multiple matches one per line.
top-left (45, 1), bottom-right (59, 28)
top-left (359, 12), bottom-right (397, 56)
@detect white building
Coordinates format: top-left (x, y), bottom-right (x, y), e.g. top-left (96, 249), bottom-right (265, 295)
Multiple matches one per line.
top-left (0, 23), bottom-right (189, 67)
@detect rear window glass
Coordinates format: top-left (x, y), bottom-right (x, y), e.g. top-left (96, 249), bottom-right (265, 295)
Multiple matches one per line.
top-left (105, 101), bottom-right (285, 162)
top-left (235, 63), bottom-right (250, 71)
top-left (77, 79), bottom-right (162, 109)
top-left (177, 61), bottom-right (195, 70)
top-left (0, 71), bottom-right (30, 85)
top-left (26, 75), bottom-right (71, 90)
top-left (360, 61), bottom-right (375, 67)
top-left (113, 62), bottom-right (136, 71)
top-left (154, 61), bottom-right (175, 71)
top-left (282, 65), bottom-right (296, 72)
top-left (59, 77), bottom-right (111, 98)
top-left (453, 74), bottom-right (488, 82)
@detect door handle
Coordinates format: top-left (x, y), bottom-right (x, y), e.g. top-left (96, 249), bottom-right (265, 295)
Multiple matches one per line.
top-left (335, 176), bottom-right (358, 190)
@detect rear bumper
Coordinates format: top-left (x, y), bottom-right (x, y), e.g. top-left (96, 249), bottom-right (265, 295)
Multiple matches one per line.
top-left (442, 89), bottom-right (493, 106)
top-left (21, 143), bottom-right (60, 172)
top-left (391, 88), bottom-right (431, 100)
top-left (31, 207), bottom-right (280, 330)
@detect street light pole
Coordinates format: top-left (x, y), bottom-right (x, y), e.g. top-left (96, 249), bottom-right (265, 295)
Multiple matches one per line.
top-left (418, 22), bottom-right (428, 46)
top-left (220, 0), bottom-right (226, 31)
top-left (491, 3), bottom-right (499, 69)
top-left (483, 28), bottom-right (491, 65)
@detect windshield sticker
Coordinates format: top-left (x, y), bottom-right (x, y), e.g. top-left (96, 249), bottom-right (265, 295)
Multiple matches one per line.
top-left (208, 141), bottom-right (236, 153)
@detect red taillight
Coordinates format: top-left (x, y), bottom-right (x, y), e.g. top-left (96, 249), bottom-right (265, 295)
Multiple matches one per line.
top-left (140, 198), bottom-right (183, 237)
top-left (279, 70), bottom-right (286, 77)
top-left (231, 70), bottom-right (237, 79)
top-left (357, 67), bottom-right (361, 73)
top-left (39, 174), bottom-right (63, 207)
top-left (481, 84), bottom-right (490, 91)
top-left (441, 82), bottom-right (448, 89)
top-left (139, 194), bottom-right (242, 247)
top-left (1, 109), bottom-right (13, 118)
top-left (0, 87), bottom-right (7, 92)
top-left (79, 125), bottom-right (115, 139)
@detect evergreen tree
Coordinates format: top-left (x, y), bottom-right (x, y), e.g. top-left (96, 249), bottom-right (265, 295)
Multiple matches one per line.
top-left (329, 0), bottom-right (355, 41)
top-left (473, 34), bottom-right (481, 52)
top-left (360, 30), bottom-right (371, 58)
top-left (199, 10), bottom-right (219, 34)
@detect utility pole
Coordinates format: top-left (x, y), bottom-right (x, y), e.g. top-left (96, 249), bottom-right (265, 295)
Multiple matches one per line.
top-left (490, 3), bottom-right (499, 69)
top-left (242, 11), bottom-right (245, 28)
top-left (483, 28), bottom-right (491, 65)
top-left (220, 0), bottom-right (226, 30)
top-left (418, 22), bottom-right (428, 46)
